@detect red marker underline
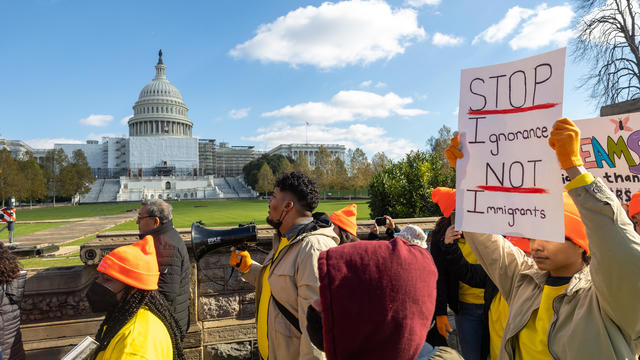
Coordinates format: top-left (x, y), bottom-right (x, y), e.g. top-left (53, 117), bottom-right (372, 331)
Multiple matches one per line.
top-left (467, 102), bottom-right (560, 116)
top-left (476, 186), bottom-right (548, 194)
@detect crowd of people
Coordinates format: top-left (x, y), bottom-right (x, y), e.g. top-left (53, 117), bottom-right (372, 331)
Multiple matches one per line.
top-left (1, 117), bottom-right (639, 359)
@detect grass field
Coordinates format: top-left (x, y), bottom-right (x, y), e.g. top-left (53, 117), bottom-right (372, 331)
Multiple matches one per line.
top-left (86, 199), bottom-right (371, 231)
top-left (16, 203), bottom-right (140, 221)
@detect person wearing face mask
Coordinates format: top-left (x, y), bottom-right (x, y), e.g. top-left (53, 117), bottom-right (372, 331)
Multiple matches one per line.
top-left (229, 172), bottom-right (339, 360)
top-left (306, 237), bottom-right (463, 360)
top-left (86, 235), bottom-right (185, 360)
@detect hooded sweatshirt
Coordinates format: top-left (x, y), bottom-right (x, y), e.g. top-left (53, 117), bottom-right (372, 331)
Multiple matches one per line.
top-left (317, 237), bottom-right (438, 360)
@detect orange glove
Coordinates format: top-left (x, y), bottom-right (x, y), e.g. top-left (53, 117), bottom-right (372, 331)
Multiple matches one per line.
top-left (548, 118), bottom-right (583, 170)
top-left (444, 135), bottom-right (463, 169)
top-left (436, 315), bottom-right (452, 339)
top-left (229, 247), bottom-right (252, 273)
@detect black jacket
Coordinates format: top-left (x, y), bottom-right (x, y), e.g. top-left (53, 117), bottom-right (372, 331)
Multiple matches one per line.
top-left (442, 240), bottom-right (498, 360)
top-left (429, 217), bottom-right (461, 316)
top-left (367, 225), bottom-right (400, 240)
top-left (140, 220), bottom-right (190, 338)
top-left (1, 271), bottom-right (26, 360)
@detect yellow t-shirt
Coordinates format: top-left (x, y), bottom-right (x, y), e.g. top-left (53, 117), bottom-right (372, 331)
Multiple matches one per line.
top-left (457, 238), bottom-right (485, 304)
top-left (95, 306), bottom-right (172, 360)
top-left (516, 277), bottom-right (570, 360)
top-left (488, 292), bottom-right (509, 360)
top-left (257, 236), bottom-right (291, 360)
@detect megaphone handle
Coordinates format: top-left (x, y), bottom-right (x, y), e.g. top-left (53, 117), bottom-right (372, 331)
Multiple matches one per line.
top-left (235, 260), bottom-right (242, 268)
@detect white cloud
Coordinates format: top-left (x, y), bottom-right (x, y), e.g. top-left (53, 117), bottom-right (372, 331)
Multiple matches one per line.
top-left (25, 138), bottom-right (84, 149)
top-left (360, 80), bottom-right (386, 88)
top-left (229, 107), bottom-right (251, 119)
top-left (432, 32), bottom-right (463, 47)
top-left (262, 90), bottom-right (427, 124)
top-left (473, 6), bottom-right (535, 44)
top-left (79, 114), bottom-right (113, 127)
top-left (244, 122), bottom-right (418, 160)
top-left (509, 4), bottom-right (575, 50)
top-left (120, 115), bottom-right (133, 126)
top-left (406, 0), bottom-right (441, 7)
top-left (229, 0), bottom-right (426, 69)
top-left (473, 4), bottom-right (575, 50)
top-left (453, 106), bottom-right (459, 116)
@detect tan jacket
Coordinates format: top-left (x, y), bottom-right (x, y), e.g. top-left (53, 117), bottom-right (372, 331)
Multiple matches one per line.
top-left (243, 225), bottom-right (339, 360)
top-left (464, 178), bottom-right (640, 360)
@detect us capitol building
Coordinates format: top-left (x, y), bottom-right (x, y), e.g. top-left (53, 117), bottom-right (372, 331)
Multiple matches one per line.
top-left (3, 51), bottom-right (346, 202)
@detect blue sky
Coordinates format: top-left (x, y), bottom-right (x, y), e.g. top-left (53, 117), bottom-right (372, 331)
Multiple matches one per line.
top-left (0, 0), bottom-right (598, 160)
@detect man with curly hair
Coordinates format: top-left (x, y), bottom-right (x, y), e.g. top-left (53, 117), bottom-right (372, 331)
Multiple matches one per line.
top-left (229, 172), bottom-right (339, 360)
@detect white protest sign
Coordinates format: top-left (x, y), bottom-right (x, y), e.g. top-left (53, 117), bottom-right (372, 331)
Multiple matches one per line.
top-left (456, 48), bottom-right (566, 242)
top-left (568, 112), bottom-right (640, 203)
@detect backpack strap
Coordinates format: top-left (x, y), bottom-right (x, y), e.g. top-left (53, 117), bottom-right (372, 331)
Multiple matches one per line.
top-left (272, 296), bottom-right (301, 333)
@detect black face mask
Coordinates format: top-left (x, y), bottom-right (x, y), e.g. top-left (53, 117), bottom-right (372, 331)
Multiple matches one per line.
top-left (266, 208), bottom-right (288, 231)
top-left (86, 282), bottom-right (120, 313)
top-left (306, 304), bottom-right (324, 351)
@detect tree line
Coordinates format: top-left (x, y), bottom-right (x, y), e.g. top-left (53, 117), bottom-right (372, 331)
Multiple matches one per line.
top-left (0, 148), bottom-right (94, 207)
top-left (242, 146), bottom-right (390, 197)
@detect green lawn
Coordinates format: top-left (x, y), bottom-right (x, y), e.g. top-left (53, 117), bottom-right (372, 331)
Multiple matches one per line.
top-left (16, 203), bottom-right (140, 221)
top-left (4, 222), bottom-right (75, 241)
top-left (19, 253), bottom-right (83, 268)
top-left (107, 199), bottom-right (371, 231)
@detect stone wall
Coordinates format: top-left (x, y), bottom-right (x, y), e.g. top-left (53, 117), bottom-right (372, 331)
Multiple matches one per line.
top-left (20, 217), bottom-right (439, 359)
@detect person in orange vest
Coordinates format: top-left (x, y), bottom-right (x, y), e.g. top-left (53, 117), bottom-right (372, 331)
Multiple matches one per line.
top-left (444, 118), bottom-right (640, 358)
top-left (329, 204), bottom-right (360, 244)
top-left (87, 235), bottom-right (185, 360)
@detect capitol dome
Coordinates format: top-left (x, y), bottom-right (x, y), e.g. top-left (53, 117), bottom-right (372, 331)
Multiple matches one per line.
top-left (128, 50), bottom-right (193, 137)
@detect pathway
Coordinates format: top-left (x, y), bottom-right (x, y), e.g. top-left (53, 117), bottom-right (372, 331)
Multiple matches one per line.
top-left (3, 212), bottom-right (137, 247)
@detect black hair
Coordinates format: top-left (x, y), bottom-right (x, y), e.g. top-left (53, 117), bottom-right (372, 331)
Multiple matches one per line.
top-left (337, 227), bottom-right (360, 245)
top-left (427, 216), bottom-right (452, 247)
top-left (0, 243), bottom-right (21, 284)
top-left (582, 250), bottom-right (591, 265)
top-left (93, 289), bottom-right (185, 360)
top-left (274, 172), bottom-right (320, 212)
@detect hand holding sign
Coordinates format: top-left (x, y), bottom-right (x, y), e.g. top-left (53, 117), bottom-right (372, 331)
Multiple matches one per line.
top-left (549, 118), bottom-right (584, 170)
top-left (456, 48), bottom-right (566, 242)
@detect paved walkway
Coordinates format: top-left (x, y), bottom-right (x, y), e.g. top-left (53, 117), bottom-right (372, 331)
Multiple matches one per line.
top-left (4, 212), bottom-right (137, 247)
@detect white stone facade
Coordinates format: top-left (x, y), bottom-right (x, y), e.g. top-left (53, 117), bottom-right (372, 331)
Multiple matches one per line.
top-left (267, 143), bottom-right (346, 168)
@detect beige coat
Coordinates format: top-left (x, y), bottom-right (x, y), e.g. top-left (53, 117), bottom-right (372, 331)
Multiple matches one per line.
top-left (464, 178), bottom-right (640, 360)
top-left (243, 225), bottom-right (339, 360)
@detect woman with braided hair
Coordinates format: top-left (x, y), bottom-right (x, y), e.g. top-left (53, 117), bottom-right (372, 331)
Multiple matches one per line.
top-left (85, 235), bottom-right (185, 360)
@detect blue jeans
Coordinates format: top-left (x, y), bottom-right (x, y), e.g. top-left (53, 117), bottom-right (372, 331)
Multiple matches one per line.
top-left (455, 302), bottom-right (484, 360)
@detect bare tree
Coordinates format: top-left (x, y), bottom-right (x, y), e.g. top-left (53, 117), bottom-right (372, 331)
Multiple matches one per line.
top-left (573, 0), bottom-right (640, 106)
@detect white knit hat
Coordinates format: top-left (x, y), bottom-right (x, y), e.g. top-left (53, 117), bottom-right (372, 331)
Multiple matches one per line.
top-left (397, 225), bottom-right (427, 248)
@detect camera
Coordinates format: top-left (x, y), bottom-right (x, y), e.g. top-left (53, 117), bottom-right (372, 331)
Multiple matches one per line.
top-left (375, 217), bottom-right (387, 226)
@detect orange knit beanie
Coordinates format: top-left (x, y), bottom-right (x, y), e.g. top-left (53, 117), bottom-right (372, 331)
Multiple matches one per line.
top-left (97, 235), bottom-right (160, 290)
top-left (330, 204), bottom-right (358, 237)
top-left (629, 191), bottom-right (640, 218)
top-left (563, 192), bottom-right (589, 254)
top-left (431, 187), bottom-right (456, 218)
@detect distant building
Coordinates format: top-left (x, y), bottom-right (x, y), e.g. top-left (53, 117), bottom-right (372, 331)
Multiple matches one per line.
top-left (198, 139), bottom-right (263, 177)
top-left (0, 139), bottom-right (46, 162)
top-left (55, 50), bottom-right (198, 178)
top-left (267, 143), bottom-right (346, 168)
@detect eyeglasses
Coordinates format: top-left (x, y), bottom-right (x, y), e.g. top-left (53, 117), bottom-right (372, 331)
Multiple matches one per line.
top-left (137, 215), bottom-right (156, 221)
